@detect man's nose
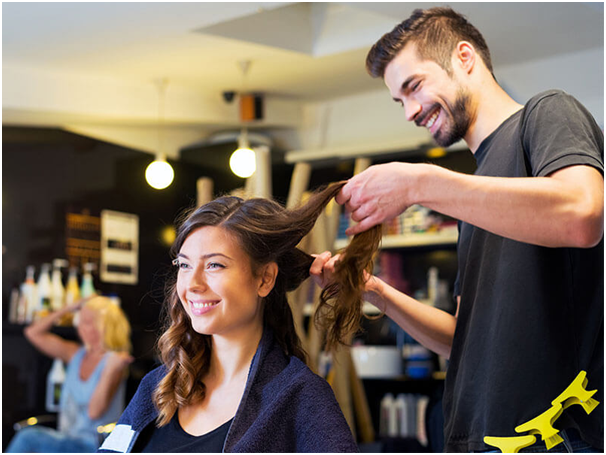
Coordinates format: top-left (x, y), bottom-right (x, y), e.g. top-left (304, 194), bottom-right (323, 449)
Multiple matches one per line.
top-left (404, 99), bottom-right (422, 122)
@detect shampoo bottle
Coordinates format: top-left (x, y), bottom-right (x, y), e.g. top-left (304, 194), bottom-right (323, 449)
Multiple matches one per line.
top-left (80, 263), bottom-right (96, 298)
top-left (20, 265), bottom-right (37, 323)
top-left (45, 358), bottom-right (65, 412)
top-left (36, 264), bottom-right (52, 316)
top-left (51, 259), bottom-right (68, 311)
top-left (65, 267), bottom-right (81, 306)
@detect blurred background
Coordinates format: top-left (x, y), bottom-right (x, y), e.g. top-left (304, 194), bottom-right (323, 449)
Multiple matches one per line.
top-left (3, 2), bottom-right (603, 452)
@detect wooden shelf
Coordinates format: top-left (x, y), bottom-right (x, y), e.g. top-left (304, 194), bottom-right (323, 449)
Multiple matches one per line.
top-left (334, 229), bottom-right (458, 250)
top-left (361, 371), bottom-right (447, 381)
top-left (303, 301), bottom-right (382, 316)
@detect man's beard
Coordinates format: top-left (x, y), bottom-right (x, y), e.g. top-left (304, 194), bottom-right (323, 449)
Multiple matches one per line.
top-left (432, 89), bottom-right (472, 147)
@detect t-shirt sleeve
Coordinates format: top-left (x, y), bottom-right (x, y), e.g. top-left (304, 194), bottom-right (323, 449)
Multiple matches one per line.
top-left (521, 91), bottom-right (604, 177)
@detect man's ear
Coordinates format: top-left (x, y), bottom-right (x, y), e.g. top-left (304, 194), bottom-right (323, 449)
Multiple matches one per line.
top-left (258, 262), bottom-right (278, 298)
top-left (455, 41), bottom-right (476, 74)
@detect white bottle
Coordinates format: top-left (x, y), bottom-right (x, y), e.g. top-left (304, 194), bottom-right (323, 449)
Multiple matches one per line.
top-left (46, 358), bottom-right (65, 412)
top-left (380, 393), bottom-right (398, 437)
top-left (51, 259), bottom-right (68, 311)
top-left (80, 263), bottom-right (96, 298)
top-left (64, 267), bottom-right (81, 307)
top-left (427, 266), bottom-right (439, 306)
top-left (36, 263), bottom-right (52, 314)
top-left (21, 265), bottom-right (38, 323)
top-left (395, 393), bottom-right (408, 438)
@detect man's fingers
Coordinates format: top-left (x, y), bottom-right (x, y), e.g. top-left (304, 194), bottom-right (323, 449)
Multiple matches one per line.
top-left (336, 183), bottom-right (352, 206)
top-left (345, 216), bottom-right (379, 236)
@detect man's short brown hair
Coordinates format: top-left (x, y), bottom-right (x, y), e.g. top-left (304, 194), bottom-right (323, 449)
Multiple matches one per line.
top-left (366, 7), bottom-right (494, 79)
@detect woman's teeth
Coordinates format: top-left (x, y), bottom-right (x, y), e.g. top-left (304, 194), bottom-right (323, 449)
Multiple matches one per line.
top-left (192, 302), bottom-right (218, 309)
top-left (426, 110), bottom-right (439, 129)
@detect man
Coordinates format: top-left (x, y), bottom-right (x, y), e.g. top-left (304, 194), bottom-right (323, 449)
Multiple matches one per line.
top-left (310, 7), bottom-right (603, 453)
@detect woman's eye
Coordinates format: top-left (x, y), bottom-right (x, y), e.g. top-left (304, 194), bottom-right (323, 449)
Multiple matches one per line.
top-left (207, 262), bottom-right (225, 270)
top-left (172, 259), bottom-right (191, 270)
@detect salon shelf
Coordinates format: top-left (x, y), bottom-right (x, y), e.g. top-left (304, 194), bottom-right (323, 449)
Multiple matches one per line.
top-left (361, 371), bottom-right (446, 382)
top-left (334, 229), bottom-right (458, 251)
top-left (303, 298), bottom-right (434, 317)
top-left (303, 301), bottom-right (383, 317)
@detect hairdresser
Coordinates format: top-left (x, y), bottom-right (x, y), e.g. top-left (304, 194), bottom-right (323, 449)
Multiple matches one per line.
top-left (6, 296), bottom-right (133, 452)
top-left (311, 7), bottom-right (603, 453)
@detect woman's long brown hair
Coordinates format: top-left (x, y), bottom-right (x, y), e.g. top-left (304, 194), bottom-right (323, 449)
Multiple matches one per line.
top-left (152, 181), bottom-right (381, 426)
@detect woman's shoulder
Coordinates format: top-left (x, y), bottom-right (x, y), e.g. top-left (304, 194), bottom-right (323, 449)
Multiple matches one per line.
top-left (277, 355), bottom-right (336, 396)
top-left (141, 364), bottom-right (167, 385)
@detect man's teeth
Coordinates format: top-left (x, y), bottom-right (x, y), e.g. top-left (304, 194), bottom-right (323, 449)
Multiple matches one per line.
top-left (192, 302), bottom-right (217, 309)
top-left (426, 110), bottom-right (439, 128)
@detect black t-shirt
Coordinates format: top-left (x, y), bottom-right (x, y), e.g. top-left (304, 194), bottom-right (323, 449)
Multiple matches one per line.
top-left (445, 90), bottom-right (604, 452)
top-left (133, 413), bottom-right (233, 453)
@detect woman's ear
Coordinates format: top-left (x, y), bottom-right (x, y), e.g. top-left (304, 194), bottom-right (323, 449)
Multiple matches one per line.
top-left (258, 262), bottom-right (278, 298)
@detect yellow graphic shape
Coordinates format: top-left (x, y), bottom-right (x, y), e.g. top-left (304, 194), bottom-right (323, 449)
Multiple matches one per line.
top-left (515, 403), bottom-right (564, 450)
top-left (483, 435), bottom-right (537, 453)
top-left (552, 370), bottom-right (599, 414)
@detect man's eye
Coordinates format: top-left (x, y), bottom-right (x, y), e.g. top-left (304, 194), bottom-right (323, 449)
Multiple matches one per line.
top-left (412, 81), bottom-right (421, 91)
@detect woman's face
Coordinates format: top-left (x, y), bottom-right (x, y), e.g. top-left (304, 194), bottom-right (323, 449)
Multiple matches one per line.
top-left (175, 226), bottom-right (269, 338)
top-left (76, 307), bottom-right (103, 349)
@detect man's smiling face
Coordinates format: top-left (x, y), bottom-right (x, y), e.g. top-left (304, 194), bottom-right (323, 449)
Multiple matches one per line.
top-left (384, 42), bottom-right (473, 147)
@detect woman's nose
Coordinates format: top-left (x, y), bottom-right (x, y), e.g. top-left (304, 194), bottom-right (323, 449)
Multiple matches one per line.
top-left (187, 267), bottom-right (208, 291)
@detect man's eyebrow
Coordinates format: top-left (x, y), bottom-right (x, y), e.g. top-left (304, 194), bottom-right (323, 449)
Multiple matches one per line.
top-left (400, 75), bottom-right (416, 93)
top-left (176, 252), bottom-right (232, 261)
top-left (392, 76), bottom-right (417, 104)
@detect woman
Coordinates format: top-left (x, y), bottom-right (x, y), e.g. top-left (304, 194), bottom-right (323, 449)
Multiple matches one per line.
top-left (99, 182), bottom-right (381, 453)
top-left (7, 295), bottom-right (132, 453)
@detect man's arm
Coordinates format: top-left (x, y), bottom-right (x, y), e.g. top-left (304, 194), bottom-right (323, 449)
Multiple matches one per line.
top-left (339, 162), bottom-right (603, 248)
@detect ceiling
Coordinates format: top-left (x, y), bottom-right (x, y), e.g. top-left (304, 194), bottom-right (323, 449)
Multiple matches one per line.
top-left (2, 2), bottom-right (604, 156)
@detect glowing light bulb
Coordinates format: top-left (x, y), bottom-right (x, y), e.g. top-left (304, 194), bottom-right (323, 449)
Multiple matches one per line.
top-left (145, 159), bottom-right (174, 190)
top-left (230, 147), bottom-right (256, 178)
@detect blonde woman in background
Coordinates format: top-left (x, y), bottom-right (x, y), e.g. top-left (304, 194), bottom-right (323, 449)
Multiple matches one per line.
top-left (6, 296), bottom-right (133, 453)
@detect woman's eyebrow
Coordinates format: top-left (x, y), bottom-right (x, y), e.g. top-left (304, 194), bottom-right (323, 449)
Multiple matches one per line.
top-left (176, 252), bottom-right (232, 261)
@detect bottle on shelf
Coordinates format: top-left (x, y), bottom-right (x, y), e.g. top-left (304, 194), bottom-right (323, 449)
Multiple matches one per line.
top-left (80, 262), bottom-right (96, 299)
top-left (427, 266), bottom-right (439, 306)
top-left (19, 265), bottom-right (38, 323)
top-left (51, 259), bottom-right (68, 311)
top-left (45, 358), bottom-right (65, 412)
top-left (380, 393), bottom-right (398, 437)
top-left (36, 263), bottom-right (52, 318)
top-left (64, 267), bottom-right (81, 306)
top-left (9, 288), bottom-right (20, 324)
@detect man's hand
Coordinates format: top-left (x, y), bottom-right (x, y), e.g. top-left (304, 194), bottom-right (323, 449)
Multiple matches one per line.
top-left (336, 162), bottom-right (422, 235)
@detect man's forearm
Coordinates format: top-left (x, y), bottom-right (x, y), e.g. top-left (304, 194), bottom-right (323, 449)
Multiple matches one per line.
top-left (417, 164), bottom-right (604, 248)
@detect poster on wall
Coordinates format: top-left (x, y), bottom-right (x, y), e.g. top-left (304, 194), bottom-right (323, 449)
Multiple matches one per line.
top-left (100, 210), bottom-right (139, 285)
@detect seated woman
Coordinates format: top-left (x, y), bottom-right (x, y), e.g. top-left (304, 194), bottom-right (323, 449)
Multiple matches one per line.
top-left (7, 296), bottom-right (133, 453)
top-left (99, 182), bottom-right (381, 453)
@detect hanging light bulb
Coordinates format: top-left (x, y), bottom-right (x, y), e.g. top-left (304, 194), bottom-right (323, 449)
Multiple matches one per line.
top-left (146, 78), bottom-right (174, 190)
top-left (146, 154), bottom-right (174, 189)
top-left (230, 129), bottom-right (256, 178)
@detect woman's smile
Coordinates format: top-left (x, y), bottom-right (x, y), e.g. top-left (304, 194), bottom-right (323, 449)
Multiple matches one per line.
top-left (189, 299), bottom-right (221, 316)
